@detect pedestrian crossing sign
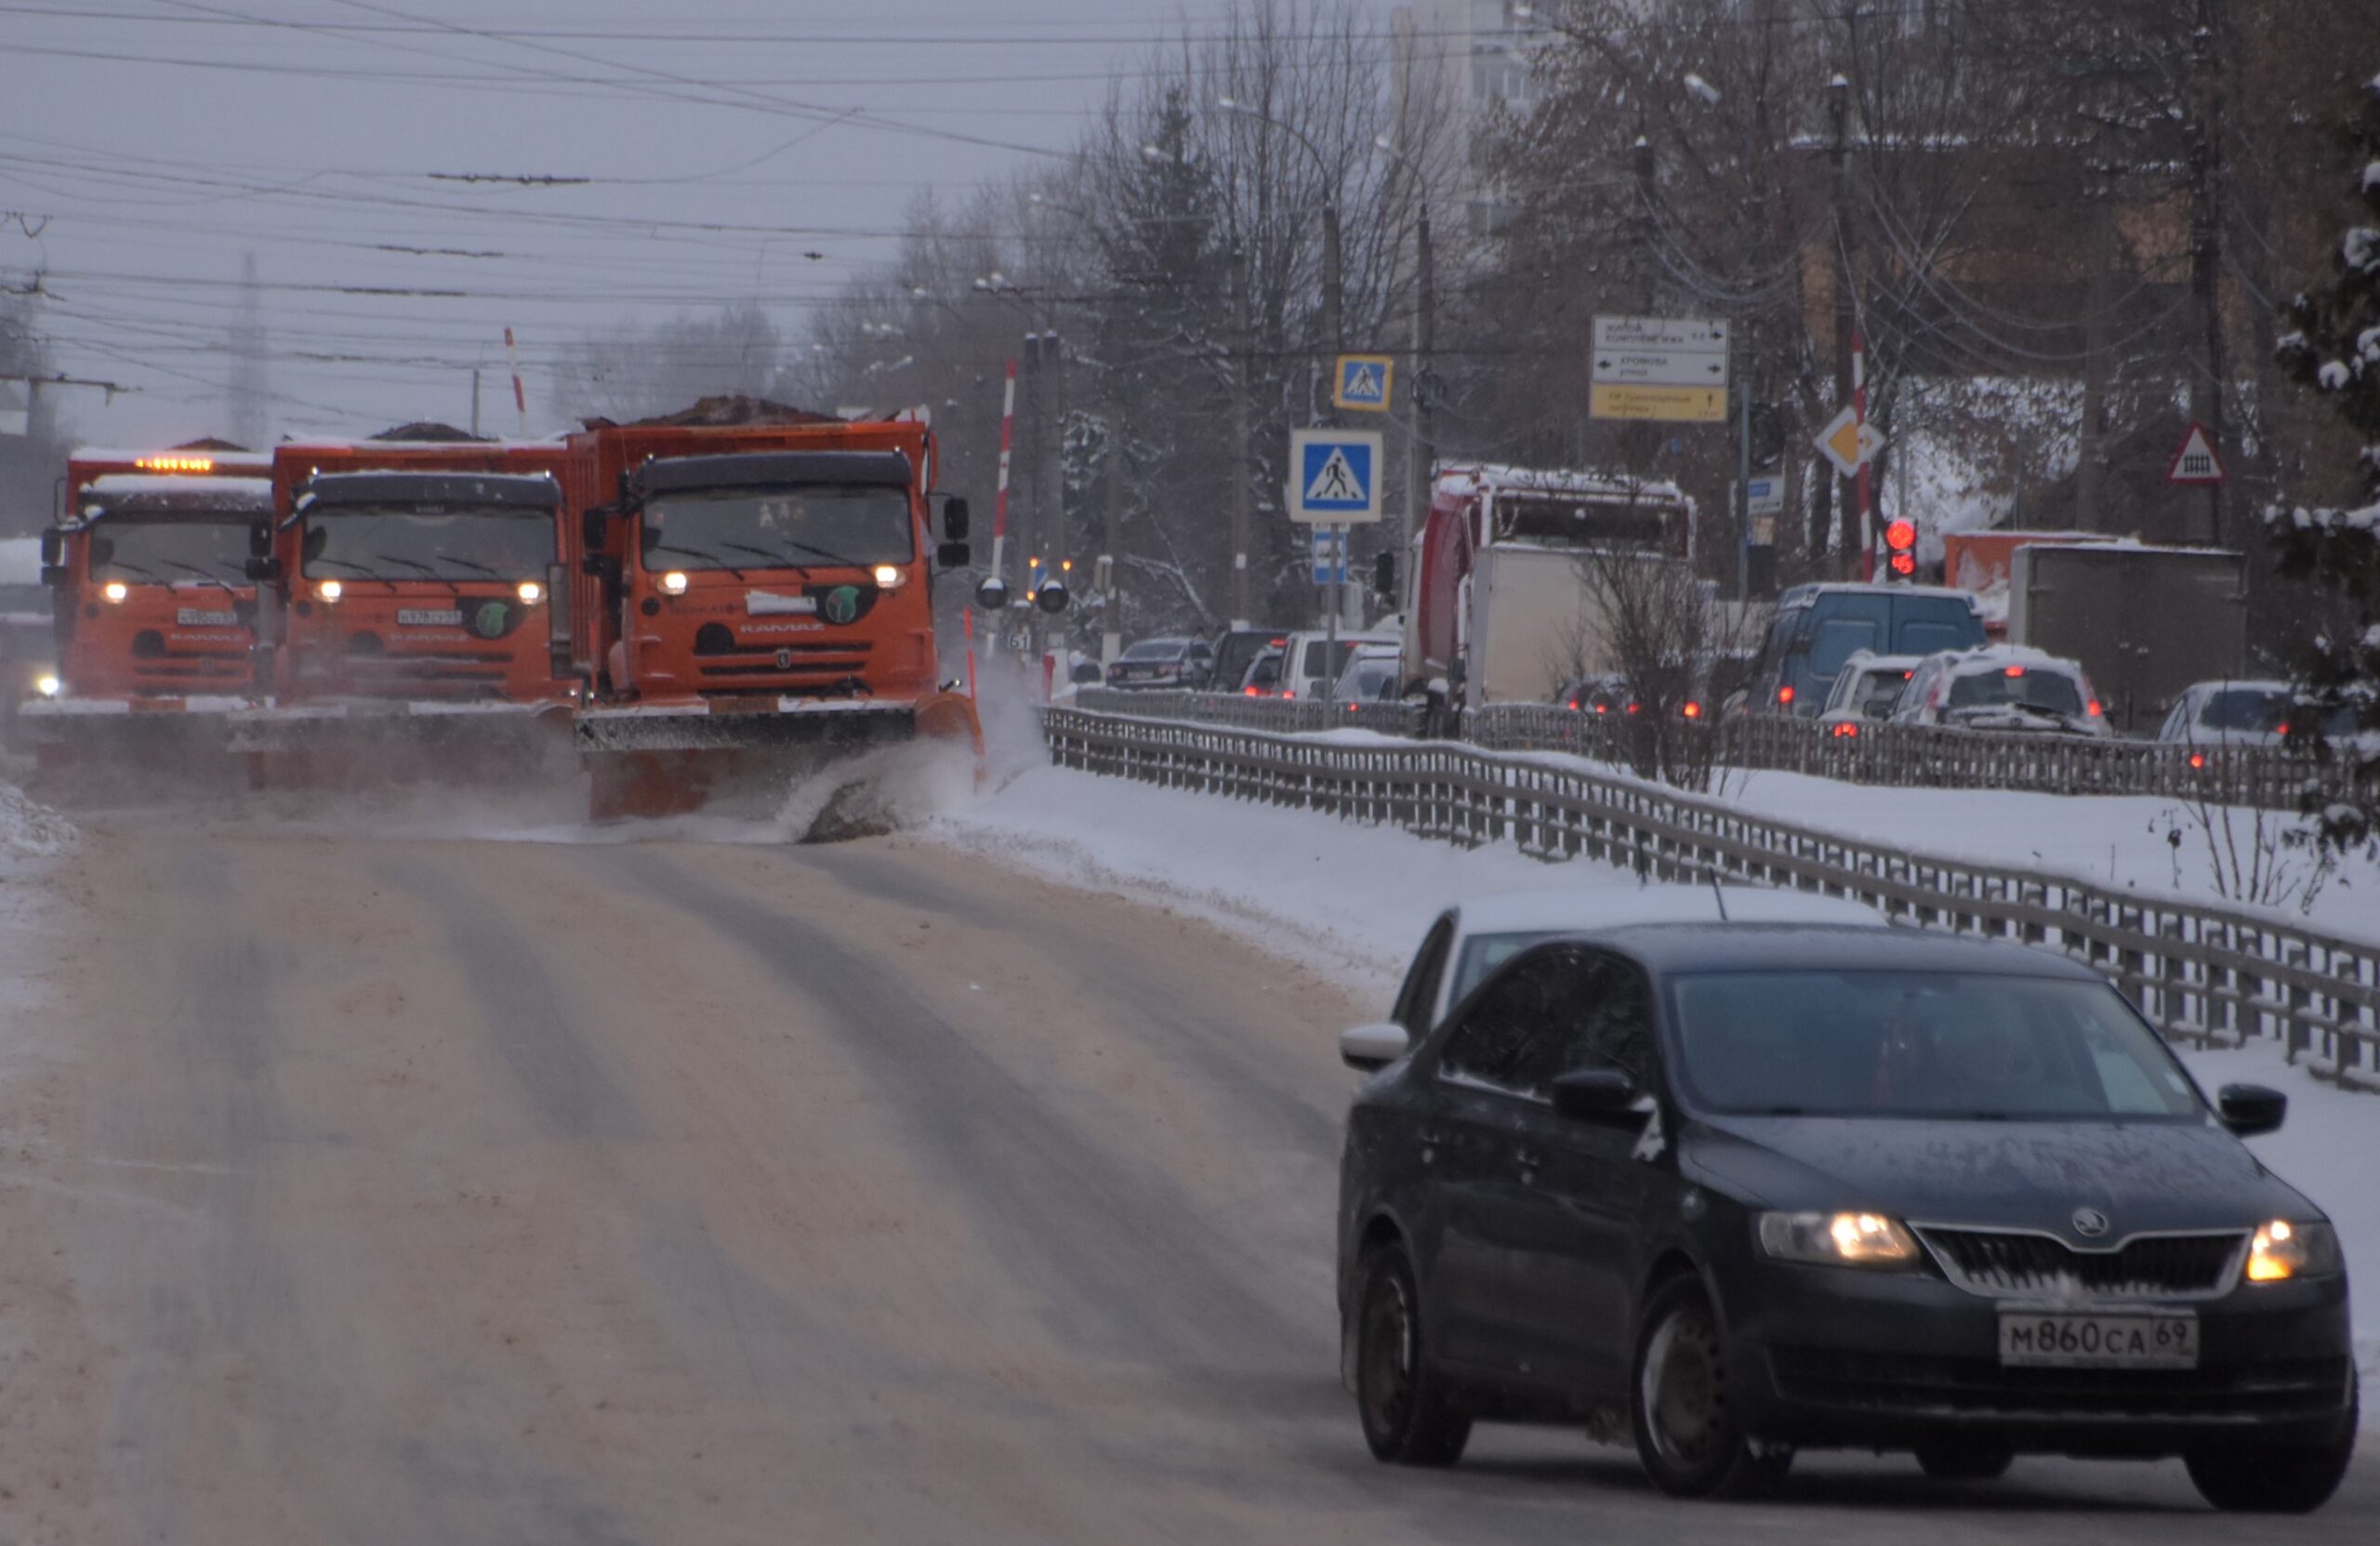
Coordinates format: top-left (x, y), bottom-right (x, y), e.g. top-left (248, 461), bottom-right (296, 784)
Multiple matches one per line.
top-left (1333, 354), bottom-right (1395, 412)
top-left (1289, 429), bottom-right (1383, 523)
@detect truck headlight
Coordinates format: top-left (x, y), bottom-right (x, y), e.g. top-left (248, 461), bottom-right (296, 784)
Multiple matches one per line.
top-left (1757, 1210), bottom-right (1921, 1268)
top-left (103, 581), bottom-right (129, 603)
top-left (659, 570), bottom-right (688, 596)
top-left (2246, 1219), bottom-right (2342, 1283)
top-left (517, 579), bottom-right (544, 604)
top-left (317, 579), bottom-right (344, 603)
top-left (872, 563), bottom-right (906, 589)
top-left (34, 673), bottom-right (61, 698)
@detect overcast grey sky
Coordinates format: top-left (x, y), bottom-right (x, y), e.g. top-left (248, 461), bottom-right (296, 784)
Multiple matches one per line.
top-left (0, 0), bottom-right (1418, 449)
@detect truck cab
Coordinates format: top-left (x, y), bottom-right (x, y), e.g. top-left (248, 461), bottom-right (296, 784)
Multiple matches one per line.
top-left (261, 438), bottom-right (576, 707)
top-left (40, 445), bottom-right (272, 705)
top-left (1744, 583), bottom-right (1987, 717)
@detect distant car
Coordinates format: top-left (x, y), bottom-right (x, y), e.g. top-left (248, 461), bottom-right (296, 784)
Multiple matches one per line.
top-left (1559, 673), bottom-right (1637, 717)
top-left (2157, 681), bottom-right (2294, 750)
top-left (1892, 646), bottom-right (2109, 737)
top-left (1211, 628), bottom-right (1290, 701)
top-left (1746, 583), bottom-right (1988, 717)
top-left (1337, 923), bottom-right (2355, 1511)
top-left (1333, 644), bottom-right (1406, 706)
top-left (1278, 628), bottom-right (1400, 701)
top-left (1816, 650), bottom-right (1924, 737)
top-left (1104, 636), bottom-right (1212, 691)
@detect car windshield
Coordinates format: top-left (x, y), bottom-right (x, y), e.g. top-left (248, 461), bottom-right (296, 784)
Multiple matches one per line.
top-left (1947, 667), bottom-right (2083, 717)
top-left (87, 517), bottom-right (253, 586)
top-left (1857, 668), bottom-right (1911, 715)
top-left (1448, 930), bottom-right (1564, 1008)
top-left (1342, 660), bottom-right (1398, 698)
top-left (1301, 639), bottom-right (1367, 680)
top-left (1123, 640), bottom-right (1185, 661)
top-left (2194, 687), bottom-right (2289, 732)
top-left (641, 484), bottom-right (914, 572)
top-left (1668, 971), bottom-right (2204, 1120)
top-left (302, 505), bottom-right (556, 582)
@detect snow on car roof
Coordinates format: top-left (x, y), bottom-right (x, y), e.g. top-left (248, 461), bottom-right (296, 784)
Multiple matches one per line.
top-left (1450, 883), bottom-right (1885, 937)
top-left (1434, 462), bottom-right (1689, 506)
top-left (1841, 650), bottom-right (1925, 672)
top-left (80, 474), bottom-right (275, 513)
top-left (1927, 643), bottom-right (2084, 678)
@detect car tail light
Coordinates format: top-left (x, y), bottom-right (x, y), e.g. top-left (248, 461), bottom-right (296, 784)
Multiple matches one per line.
top-left (2087, 699), bottom-right (2103, 718)
top-left (1626, 702), bottom-right (1640, 715)
top-left (1244, 685), bottom-right (1261, 697)
top-left (1682, 701), bottom-right (1702, 720)
top-left (1279, 688), bottom-right (1293, 699)
top-left (1593, 703), bottom-right (1607, 715)
top-left (1832, 721), bottom-right (1859, 738)
top-left (1778, 686), bottom-right (1794, 706)
top-left (2004, 666), bottom-right (2026, 678)
top-left (1567, 696), bottom-right (1581, 710)
top-left (2188, 752), bottom-right (2206, 769)
top-left (2276, 721), bottom-right (2290, 736)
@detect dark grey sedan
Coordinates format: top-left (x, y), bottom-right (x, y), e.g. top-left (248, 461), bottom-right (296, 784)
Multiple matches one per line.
top-left (1335, 924), bottom-right (2357, 1511)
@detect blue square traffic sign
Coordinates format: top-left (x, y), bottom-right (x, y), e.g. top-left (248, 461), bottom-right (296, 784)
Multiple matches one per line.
top-left (1299, 439), bottom-right (1372, 513)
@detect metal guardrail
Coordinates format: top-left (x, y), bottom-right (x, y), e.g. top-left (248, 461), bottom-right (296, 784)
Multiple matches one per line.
top-left (1045, 708), bottom-right (2380, 1091)
top-left (1064, 689), bottom-right (2349, 811)
top-left (1468, 705), bottom-right (2334, 811)
top-left (1072, 687), bottom-right (1425, 737)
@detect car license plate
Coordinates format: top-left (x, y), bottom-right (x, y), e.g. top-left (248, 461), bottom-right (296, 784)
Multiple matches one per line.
top-left (397, 609), bottom-right (462, 627)
top-left (176, 608), bottom-right (237, 627)
top-left (1998, 1310), bottom-right (2197, 1369)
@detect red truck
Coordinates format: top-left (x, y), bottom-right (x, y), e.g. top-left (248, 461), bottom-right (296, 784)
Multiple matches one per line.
top-left (564, 398), bottom-right (978, 819)
top-left (22, 443), bottom-right (273, 773)
top-left (233, 429), bottom-right (579, 777)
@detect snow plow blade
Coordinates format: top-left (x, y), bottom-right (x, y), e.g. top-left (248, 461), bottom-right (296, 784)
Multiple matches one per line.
top-left (16, 696), bottom-right (254, 796)
top-left (575, 692), bottom-right (982, 830)
top-left (226, 701), bottom-right (577, 788)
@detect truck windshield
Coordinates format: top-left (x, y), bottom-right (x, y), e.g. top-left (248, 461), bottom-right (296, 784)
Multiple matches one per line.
top-left (87, 517), bottom-right (253, 586)
top-left (642, 484), bottom-right (914, 571)
top-left (302, 506), bottom-right (556, 582)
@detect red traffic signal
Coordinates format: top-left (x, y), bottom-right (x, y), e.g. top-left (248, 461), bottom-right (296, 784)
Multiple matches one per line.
top-left (1884, 518), bottom-right (1917, 552)
top-left (1889, 551), bottom-right (1917, 576)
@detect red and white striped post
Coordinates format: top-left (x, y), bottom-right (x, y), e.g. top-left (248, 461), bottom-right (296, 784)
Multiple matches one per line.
top-left (505, 327), bottom-right (528, 438)
top-left (991, 359), bottom-right (1017, 584)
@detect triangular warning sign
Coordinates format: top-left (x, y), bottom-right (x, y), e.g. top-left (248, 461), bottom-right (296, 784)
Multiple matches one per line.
top-left (1305, 446), bottom-right (1365, 504)
top-left (2166, 421), bottom-right (2226, 485)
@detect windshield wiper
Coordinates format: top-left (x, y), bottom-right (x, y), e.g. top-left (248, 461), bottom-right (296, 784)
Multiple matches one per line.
top-left (100, 559), bottom-right (170, 585)
top-left (647, 542), bottom-right (744, 580)
top-left (309, 557), bottom-right (401, 588)
top-left (774, 538), bottom-right (874, 570)
top-left (162, 559), bottom-right (237, 593)
top-left (430, 556), bottom-right (507, 580)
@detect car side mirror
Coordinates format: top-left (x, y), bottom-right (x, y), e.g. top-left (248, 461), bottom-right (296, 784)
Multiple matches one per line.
top-left (1340, 1022), bottom-right (1411, 1073)
top-left (1373, 550), bottom-right (1396, 600)
top-left (936, 541), bottom-right (971, 570)
top-left (580, 507), bottom-right (609, 554)
top-left (38, 529), bottom-right (62, 567)
top-left (943, 496), bottom-right (971, 541)
top-left (245, 555), bottom-right (283, 585)
top-left (247, 519), bottom-right (272, 561)
top-left (1551, 1067), bottom-right (1641, 1123)
top-left (2216, 1083), bottom-right (2286, 1138)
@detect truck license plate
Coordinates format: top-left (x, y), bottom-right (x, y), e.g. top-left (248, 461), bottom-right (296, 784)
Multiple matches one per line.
top-left (176, 608), bottom-right (237, 627)
top-left (1998, 1311), bottom-right (2197, 1369)
top-left (397, 609), bottom-right (463, 627)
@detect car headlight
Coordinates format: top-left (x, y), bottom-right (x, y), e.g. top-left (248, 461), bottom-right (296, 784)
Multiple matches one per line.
top-left (103, 581), bottom-right (129, 603)
top-left (659, 570), bottom-right (688, 596)
top-left (34, 673), bottom-right (61, 698)
top-left (2246, 1219), bottom-right (2342, 1283)
top-left (517, 579), bottom-right (544, 604)
top-left (1757, 1210), bottom-right (1921, 1268)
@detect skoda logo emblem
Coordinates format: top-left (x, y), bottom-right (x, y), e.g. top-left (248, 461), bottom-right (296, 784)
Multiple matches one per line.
top-left (821, 585), bottom-right (861, 625)
top-left (774, 647), bottom-right (795, 670)
top-left (2070, 1207), bottom-right (2110, 1239)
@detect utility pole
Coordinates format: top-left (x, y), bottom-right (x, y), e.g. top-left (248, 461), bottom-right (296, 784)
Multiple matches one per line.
top-left (1321, 202), bottom-right (1344, 423)
top-left (1407, 205), bottom-right (1435, 563)
top-left (1102, 419), bottom-right (1123, 669)
top-left (2188, 0), bottom-right (2229, 548)
top-left (470, 367), bottom-right (482, 439)
top-left (1231, 248), bottom-right (1253, 630)
top-left (1824, 73), bottom-right (1854, 573)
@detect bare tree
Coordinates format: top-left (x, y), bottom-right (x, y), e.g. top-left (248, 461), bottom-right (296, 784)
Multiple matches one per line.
top-left (551, 302), bottom-right (792, 427)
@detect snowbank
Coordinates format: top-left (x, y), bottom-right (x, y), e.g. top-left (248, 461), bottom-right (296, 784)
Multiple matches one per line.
top-left (0, 784), bottom-right (77, 864)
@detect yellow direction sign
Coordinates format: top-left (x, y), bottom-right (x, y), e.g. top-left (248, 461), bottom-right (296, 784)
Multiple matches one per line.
top-left (1333, 354), bottom-right (1395, 412)
top-left (1589, 383), bottom-right (1727, 424)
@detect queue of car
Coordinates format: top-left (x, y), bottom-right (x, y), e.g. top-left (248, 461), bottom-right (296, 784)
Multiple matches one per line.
top-left (1334, 883), bottom-right (2358, 1512)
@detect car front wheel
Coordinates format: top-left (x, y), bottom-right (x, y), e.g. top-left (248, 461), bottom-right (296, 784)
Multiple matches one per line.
top-left (2185, 1385), bottom-right (2358, 1513)
top-left (1355, 1241), bottom-right (1471, 1467)
top-left (1630, 1275), bottom-right (1792, 1499)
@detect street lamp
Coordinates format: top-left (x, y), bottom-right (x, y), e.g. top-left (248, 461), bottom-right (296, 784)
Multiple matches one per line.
top-left (1215, 97), bottom-right (1343, 364)
top-left (1370, 134), bottom-right (1437, 558)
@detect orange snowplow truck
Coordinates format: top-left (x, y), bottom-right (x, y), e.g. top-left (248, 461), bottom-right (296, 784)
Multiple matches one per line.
top-left (234, 429), bottom-right (579, 775)
top-left (564, 400), bottom-right (976, 818)
top-left (22, 443), bottom-right (273, 773)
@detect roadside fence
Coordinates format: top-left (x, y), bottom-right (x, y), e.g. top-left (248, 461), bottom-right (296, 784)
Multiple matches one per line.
top-left (1045, 708), bottom-right (2380, 1093)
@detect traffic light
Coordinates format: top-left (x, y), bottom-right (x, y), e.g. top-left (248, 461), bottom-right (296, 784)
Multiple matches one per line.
top-left (1884, 517), bottom-right (1918, 578)
top-left (1749, 403), bottom-right (1785, 471)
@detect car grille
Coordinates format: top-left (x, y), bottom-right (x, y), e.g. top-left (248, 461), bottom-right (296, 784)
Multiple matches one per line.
top-left (1916, 1227), bottom-right (2246, 1302)
top-left (1768, 1347), bottom-right (2350, 1422)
